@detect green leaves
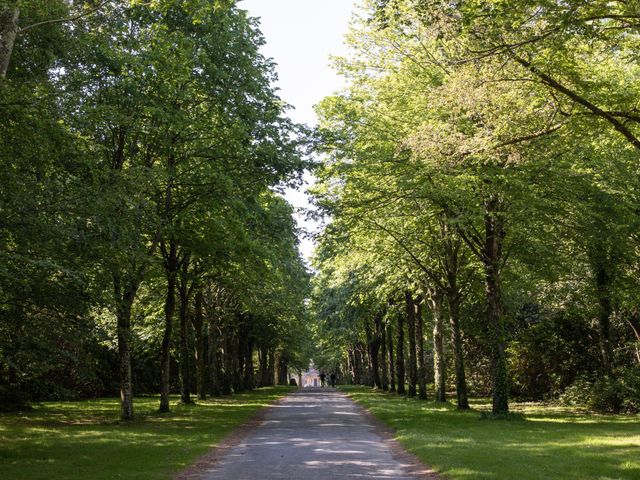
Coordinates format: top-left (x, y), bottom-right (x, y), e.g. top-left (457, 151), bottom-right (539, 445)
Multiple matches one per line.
top-left (311, 0), bottom-right (640, 399)
top-left (1, 0), bottom-right (309, 404)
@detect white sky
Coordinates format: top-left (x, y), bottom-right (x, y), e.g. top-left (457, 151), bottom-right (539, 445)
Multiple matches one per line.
top-left (240, 0), bottom-right (359, 261)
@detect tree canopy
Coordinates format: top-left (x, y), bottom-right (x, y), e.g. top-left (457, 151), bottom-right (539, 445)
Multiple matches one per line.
top-left (310, 0), bottom-right (640, 414)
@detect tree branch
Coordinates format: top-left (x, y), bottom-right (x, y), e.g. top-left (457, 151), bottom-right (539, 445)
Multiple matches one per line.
top-left (512, 54), bottom-right (640, 151)
top-left (18, 0), bottom-right (110, 35)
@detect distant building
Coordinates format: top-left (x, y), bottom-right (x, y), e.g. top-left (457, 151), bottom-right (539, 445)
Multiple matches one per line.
top-left (301, 367), bottom-right (321, 387)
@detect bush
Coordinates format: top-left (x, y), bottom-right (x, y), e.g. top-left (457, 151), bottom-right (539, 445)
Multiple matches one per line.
top-left (558, 377), bottom-right (593, 408)
top-left (618, 365), bottom-right (640, 413)
top-left (589, 377), bottom-right (624, 413)
top-left (507, 307), bottom-right (601, 401)
top-left (559, 369), bottom-right (640, 414)
top-left (0, 385), bottom-right (31, 412)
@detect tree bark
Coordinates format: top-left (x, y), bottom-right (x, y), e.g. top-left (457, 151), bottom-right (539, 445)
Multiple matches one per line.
top-left (178, 255), bottom-right (192, 404)
top-left (405, 291), bottom-right (417, 397)
top-left (113, 274), bottom-right (137, 421)
top-left (483, 194), bottom-right (509, 414)
top-left (377, 314), bottom-right (389, 390)
top-left (268, 348), bottom-right (275, 386)
top-left (259, 346), bottom-right (269, 387)
top-left (222, 320), bottom-right (234, 395)
top-left (354, 345), bottom-right (364, 385)
top-left (208, 318), bottom-right (222, 396)
top-left (442, 238), bottom-right (470, 410)
top-left (395, 307), bottom-right (406, 394)
top-left (277, 352), bottom-right (289, 385)
top-left (241, 317), bottom-right (253, 391)
top-left (234, 327), bottom-right (244, 393)
top-left (594, 262), bottom-right (613, 373)
top-left (160, 241), bottom-right (178, 413)
top-left (347, 349), bottom-right (356, 384)
top-left (627, 311), bottom-right (640, 364)
top-left (0, 4), bottom-right (19, 79)
top-left (447, 295), bottom-right (469, 409)
top-left (367, 317), bottom-right (382, 389)
top-left (193, 288), bottom-right (206, 400)
top-left (387, 321), bottom-right (395, 393)
top-left (429, 288), bottom-right (446, 402)
top-left (415, 299), bottom-right (427, 400)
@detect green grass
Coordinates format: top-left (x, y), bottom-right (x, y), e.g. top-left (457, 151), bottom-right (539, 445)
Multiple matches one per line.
top-left (0, 386), bottom-right (293, 480)
top-left (340, 385), bottom-right (640, 480)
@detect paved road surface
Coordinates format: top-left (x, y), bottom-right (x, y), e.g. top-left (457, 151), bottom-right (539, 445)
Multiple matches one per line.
top-left (200, 388), bottom-right (423, 480)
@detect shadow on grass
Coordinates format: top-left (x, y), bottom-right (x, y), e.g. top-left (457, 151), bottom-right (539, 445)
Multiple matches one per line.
top-left (0, 386), bottom-right (293, 480)
top-left (340, 386), bottom-right (640, 480)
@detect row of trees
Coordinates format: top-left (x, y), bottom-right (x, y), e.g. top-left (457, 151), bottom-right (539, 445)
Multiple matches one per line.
top-left (0, 0), bottom-right (311, 419)
top-left (310, 0), bottom-right (640, 414)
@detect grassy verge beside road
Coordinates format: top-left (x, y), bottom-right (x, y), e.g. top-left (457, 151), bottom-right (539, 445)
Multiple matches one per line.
top-left (341, 385), bottom-right (640, 480)
top-left (0, 386), bottom-right (292, 480)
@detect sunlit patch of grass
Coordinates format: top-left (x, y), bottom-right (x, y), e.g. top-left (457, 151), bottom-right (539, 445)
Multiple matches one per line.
top-left (341, 385), bottom-right (640, 480)
top-left (0, 387), bottom-right (292, 480)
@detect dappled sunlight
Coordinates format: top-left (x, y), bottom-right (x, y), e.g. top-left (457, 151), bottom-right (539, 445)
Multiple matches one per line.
top-left (202, 389), bottom-right (419, 479)
top-left (341, 386), bottom-right (640, 480)
top-left (1, 387), bottom-right (292, 480)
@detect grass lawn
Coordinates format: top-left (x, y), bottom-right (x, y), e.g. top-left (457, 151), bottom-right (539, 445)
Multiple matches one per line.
top-left (0, 386), bottom-right (292, 480)
top-left (340, 385), bottom-right (640, 480)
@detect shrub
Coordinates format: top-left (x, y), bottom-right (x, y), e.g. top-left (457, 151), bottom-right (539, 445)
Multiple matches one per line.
top-left (558, 377), bottom-right (593, 408)
top-left (589, 377), bottom-right (624, 413)
top-left (618, 365), bottom-right (640, 413)
top-left (0, 385), bottom-right (31, 412)
top-left (559, 369), bottom-right (639, 414)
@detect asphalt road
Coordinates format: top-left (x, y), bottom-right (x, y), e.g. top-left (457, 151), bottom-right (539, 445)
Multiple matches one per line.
top-left (200, 388), bottom-right (422, 480)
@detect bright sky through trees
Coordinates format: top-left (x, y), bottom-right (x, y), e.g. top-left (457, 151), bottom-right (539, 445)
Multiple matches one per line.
top-left (240, 0), bottom-right (358, 260)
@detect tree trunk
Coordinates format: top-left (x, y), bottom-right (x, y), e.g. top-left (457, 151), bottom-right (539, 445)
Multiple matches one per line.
top-left (277, 353), bottom-right (289, 385)
top-left (387, 324), bottom-right (395, 392)
top-left (178, 256), bottom-right (192, 404)
top-left (483, 195), bottom-right (509, 414)
top-left (367, 317), bottom-right (382, 389)
top-left (268, 348), bottom-right (276, 386)
top-left (160, 242), bottom-right (178, 413)
top-left (241, 317), bottom-right (253, 391)
top-left (442, 238), bottom-right (470, 410)
top-left (208, 319), bottom-right (222, 396)
top-left (376, 313), bottom-right (388, 390)
top-left (347, 349), bottom-right (356, 384)
top-left (594, 262), bottom-right (613, 373)
top-left (395, 308), bottom-right (406, 394)
top-left (113, 274), bottom-right (137, 421)
top-left (415, 300), bottom-right (427, 400)
top-left (0, 4), bottom-right (19, 79)
top-left (447, 295), bottom-right (469, 409)
top-left (222, 321), bottom-right (234, 395)
top-left (354, 346), bottom-right (364, 385)
top-left (429, 289), bottom-right (446, 402)
top-left (234, 327), bottom-right (244, 393)
top-left (627, 311), bottom-right (640, 364)
top-left (259, 346), bottom-right (269, 387)
top-left (193, 288), bottom-right (206, 400)
top-left (405, 291), bottom-right (417, 397)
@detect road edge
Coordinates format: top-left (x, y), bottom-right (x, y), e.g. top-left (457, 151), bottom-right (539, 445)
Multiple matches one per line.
top-left (338, 388), bottom-right (444, 480)
top-left (173, 389), bottom-right (295, 480)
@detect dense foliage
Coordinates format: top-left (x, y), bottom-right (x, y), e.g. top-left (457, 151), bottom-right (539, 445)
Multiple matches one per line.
top-left (0, 0), bottom-right (311, 418)
top-left (311, 0), bottom-right (640, 414)
top-left (3, 0), bottom-right (640, 421)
